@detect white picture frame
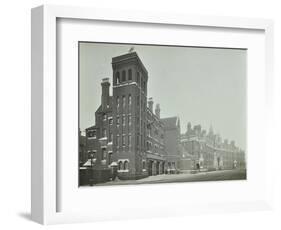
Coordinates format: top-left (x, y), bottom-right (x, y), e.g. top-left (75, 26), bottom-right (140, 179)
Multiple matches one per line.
top-left (31, 5), bottom-right (274, 225)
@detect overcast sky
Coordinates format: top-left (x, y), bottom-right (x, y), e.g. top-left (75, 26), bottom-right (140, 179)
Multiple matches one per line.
top-left (79, 42), bottom-right (247, 150)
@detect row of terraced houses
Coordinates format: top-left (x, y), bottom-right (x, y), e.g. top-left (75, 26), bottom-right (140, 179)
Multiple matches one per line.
top-left (79, 51), bottom-right (246, 184)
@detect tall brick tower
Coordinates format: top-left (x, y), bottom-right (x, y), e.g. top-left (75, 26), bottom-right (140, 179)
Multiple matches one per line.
top-left (111, 51), bottom-right (148, 179)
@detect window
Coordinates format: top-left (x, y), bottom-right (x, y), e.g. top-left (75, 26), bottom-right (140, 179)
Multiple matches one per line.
top-left (128, 94), bottom-right (132, 106)
top-left (88, 130), bottom-right (96, 138)
top-left (128, 115), bottom-right (132, 126)
top-left (122, 135), bottom-right (126, 146)
top-left (147, 127), bottom-right (151, 137)
top-left (116, 135), bottom-right (120, 147)
top-left (116, 116), bottom-right (120, 125)
top-left (122, 70), bottom-right (126, 82)
top-left (118, 161), bottom-right (123, 170)
top-left (102, 129), bottom-right (107, 138)
top-left (101, 148), bottom-right (106, 160)
top-left (122, 115), bottom-right (126, 126)
top-left (142, 161), bottom-right (146, 170)
top-left (103, 114), bottom-right (106, 120)
top-left (137, 72), bottom-right (140, 84)
top-left (124, 161), bottom-right (129, 170)
top-left (109, 131), bottom-right (112, 142)
top-left (128, 135), bottom-right (131, 146)
top-left (122, 95), bottom-right (126, 108)
top-left (128, 69), bottom-right (132, 81)
top-left (109, 118), bottom-right (113, 125)
top-left (116, 96), bottom-right (120, 108)
top-left (116, 72), bottom-right (120, 84)
top-left (108, 152), bottom-right (113, 164)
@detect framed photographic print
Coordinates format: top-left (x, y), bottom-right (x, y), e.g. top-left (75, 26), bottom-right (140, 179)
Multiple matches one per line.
top-left (31, 5), bottom-right (274, 225)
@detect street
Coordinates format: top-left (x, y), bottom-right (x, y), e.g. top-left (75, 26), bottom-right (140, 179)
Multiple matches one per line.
top-left (93, 169), bottom-right (246, 186)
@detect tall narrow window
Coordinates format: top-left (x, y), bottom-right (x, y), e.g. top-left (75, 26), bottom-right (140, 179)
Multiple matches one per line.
top-left (124, 161), bottom-right (129, 170)
top-left (122, 135), bottom-right (126, 146)
top-left (108, 152), bottom-right (113, 164)
top-left (116, 72), bottom-right (120, 84)
top-left (128, 69), bottom-right (132, 81)
top-left (122, 95), bottom-right (126, 108)
top-left (137, 72), bottom-right (140, 84)
top-left (122, 70), bottom-right (126, 82)
top-left (118, 161), bottom-right (123, 170)
top-left (101, 148), bottom-right (106, 160)
top-left (142, 161), bottom-right (146, 170)
top-left (102, 129), bottom-right (107, 138)
top-left (116, 116), bottom-right (120, 126)
top-left (128, 135), bottom-right (131, 146)
top-left (116, 96), bottom-right (120, 108)
top-left (128, 94), bottom-right (132, 106)
top-left (122, 115), bottom-right (126, 126)
top-left (116, 135), bottom-right (120, 147)
top-left (128, 115), bottom-right (132, 126)
top-left (109, 130), bottom-right (112, 142)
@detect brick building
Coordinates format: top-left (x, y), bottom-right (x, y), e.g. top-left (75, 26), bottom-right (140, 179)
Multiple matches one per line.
top-left (181, 122), bottom-right (246, 171)
top-left (82, 51), bottom-right (181, 181)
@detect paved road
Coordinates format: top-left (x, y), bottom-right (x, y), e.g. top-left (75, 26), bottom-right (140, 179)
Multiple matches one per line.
top-left (94, 169), bottom-right (246, 186)
top-left (141, 169), bottom-right (247, 184)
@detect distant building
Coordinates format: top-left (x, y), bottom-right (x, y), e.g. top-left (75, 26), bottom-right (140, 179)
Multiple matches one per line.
top-left (181, 123), bottom-right (246, 171)
top-left (82, 52), bottom-right (181, 181)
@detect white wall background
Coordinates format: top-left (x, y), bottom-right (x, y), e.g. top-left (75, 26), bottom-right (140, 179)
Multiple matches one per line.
top-left (0, 0), bottom-right (280, 229)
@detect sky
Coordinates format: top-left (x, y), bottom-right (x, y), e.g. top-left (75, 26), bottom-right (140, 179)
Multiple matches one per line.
top-left (79, 42), bottom-right (247, 150)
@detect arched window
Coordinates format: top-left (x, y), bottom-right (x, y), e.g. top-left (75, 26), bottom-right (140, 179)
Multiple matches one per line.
top-left (124, 161), bottom-right (129, 170)
top-left (118, 161), bottom-right (123, 170)
top-left (128, 69), bottom-right (132, 81)
top-left (122, 70), bottom-right (126, 82)
top-left (116, 72), bottom-right (120, 84)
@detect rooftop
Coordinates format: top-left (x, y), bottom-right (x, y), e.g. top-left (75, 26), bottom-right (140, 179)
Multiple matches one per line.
top-left (112, 52), bottom-right (148, 75)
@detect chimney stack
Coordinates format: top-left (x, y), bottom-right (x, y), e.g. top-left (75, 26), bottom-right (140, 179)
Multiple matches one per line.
top-left (148, 97), bottom-right (154, 112)
top-left (101, 78), bottom-right (110, 110)
top-left (155, 103), bottom-right (160, 118)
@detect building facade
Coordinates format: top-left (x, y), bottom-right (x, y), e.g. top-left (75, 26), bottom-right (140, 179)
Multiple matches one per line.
top-left (181, 122), bottom-right (246, 171)
top-left (82, 51), bottom-right (181, 181)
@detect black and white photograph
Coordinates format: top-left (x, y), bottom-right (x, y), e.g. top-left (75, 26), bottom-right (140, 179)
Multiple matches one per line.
top-left (79, 42), bottom-right (247, 186)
